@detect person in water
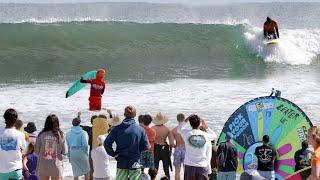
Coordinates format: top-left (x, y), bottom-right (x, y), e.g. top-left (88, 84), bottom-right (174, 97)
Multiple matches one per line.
top-left (80, 69), bottom-right (106, 111)
top-left (263, 17), bottom-right (279, 39)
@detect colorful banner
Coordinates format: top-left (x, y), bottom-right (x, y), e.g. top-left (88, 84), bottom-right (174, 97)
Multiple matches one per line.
top-left (217, 96), bottom-right (312, 180)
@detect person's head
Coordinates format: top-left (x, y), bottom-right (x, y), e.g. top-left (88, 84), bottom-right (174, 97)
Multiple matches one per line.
top-left (14, 119), bottom-right (23, 130)
top-left (262, 135), bottom-right (270, 144)
top-left (152, 112), bottom-right (168, 126)
top-left (138, 114), bottom-right (144, 125)
top-left (226, 132), bottom-right (233, 142)
top-left (143, 114), bottom-right (153, 126)
top-left (109, 115), bottom-right (122, 127)
top-left (124, 105), bottom-right (136, 118)
top-left (96, 69), bottom-right (106, 80)
top-left (307, 126), bottom-right (320, 148)
top-left (301, 140), bottom-right (308, 150)
top-left (41, 114), bottom-right (63, 140)
top-left (3, 108), bottom-right (18, 127)
top-left (148, 168), bottom-right (158, 179)
top-left (72, 117), bottom-right (81, 126)
top-left (90, 115), bottom-right (98, 124)
top-left (24, 122), bottom-right (37, 134)
top-left (177, 113), bottom-right (185, 123)
top-left (267, 16), bottom-right (271, 22)
top-left (97, 135), bottom-right (106, 146)
top-left (98, 114), bottom-right (107, 119)
top-left (188, 114), bottom-right (201, 129)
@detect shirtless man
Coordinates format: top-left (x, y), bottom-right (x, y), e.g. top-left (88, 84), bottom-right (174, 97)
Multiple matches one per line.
top-left (263, 17), bottom-right (279, 39)
top-left (152, 113), bottom-right (174, 179)
top-left (171, 113), bottom-right (186, 180)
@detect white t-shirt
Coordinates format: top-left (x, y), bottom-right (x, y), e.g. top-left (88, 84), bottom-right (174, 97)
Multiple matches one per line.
top-left (91, 146), bottom-right (110, 178)
top-left (0, 127), bottom-right (27, 173)
top-left (178, 123), bottom-right (217, 167)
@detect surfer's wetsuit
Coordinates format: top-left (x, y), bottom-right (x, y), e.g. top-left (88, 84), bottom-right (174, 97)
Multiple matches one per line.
top-left (80, 78), bottom-right (105, 111)
top-left (263, 17), bottom-right (279, 39)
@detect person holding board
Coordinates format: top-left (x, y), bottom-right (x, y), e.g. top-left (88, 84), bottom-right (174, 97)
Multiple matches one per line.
top-left (80, 69), bottom-right (106, 111)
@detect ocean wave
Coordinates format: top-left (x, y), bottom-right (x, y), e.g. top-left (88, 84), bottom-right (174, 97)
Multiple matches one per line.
top-left (244, 24), bottom-right (320, 65)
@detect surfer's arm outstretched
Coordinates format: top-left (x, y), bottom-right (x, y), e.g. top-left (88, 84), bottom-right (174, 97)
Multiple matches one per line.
top-left (80, 77), bottom-right (89, 83)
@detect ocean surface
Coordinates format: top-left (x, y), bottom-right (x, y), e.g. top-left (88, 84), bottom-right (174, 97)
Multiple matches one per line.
top-left (0, 2), bottom-right (320, 177)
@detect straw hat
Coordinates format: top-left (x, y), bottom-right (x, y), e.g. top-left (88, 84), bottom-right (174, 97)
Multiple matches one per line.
top-left (152, 112), bottom-right (168, 125)
top-left (109, 115), bottom-right (122, 127)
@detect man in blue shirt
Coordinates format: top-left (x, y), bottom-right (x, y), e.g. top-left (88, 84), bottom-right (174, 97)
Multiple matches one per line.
top-left (104, 105), bottom-right (149, 180)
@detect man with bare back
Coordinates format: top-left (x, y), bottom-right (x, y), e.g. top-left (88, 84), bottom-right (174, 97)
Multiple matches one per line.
top-left (152, 113), bottom-right (174, 179)
top-left (171, 113), bottom-right (186, 180)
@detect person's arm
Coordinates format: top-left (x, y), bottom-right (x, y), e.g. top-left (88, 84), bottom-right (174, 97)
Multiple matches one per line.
top-left (275, 25), bottom-right (279, 38)
top-left (66, 134), bottom-right (71, 159)
top-left (233, 146), bottom-right (238, 168)
top-left (60, 134), bottom-right (68, 155)
top-left (168, 129), bottom-right (175, 148)
top-left (22, 156), bottom-right (30, 177)
top-left (107, 109), bottom-right (113, 119)
top-left (80, 77), bottom-right (89, 83)
top-left (104, 129), bottom-right (117, 157)
top-left (20, 133), bottom-right (27, 153)
top-left (82, 131), bottom-right (89, 155)
top-left (216, 144), bottom-right (221, 171)
top-left (201, 119), bottom-right (217, 141)
top-left (101, 83), bottom-right (105, 95)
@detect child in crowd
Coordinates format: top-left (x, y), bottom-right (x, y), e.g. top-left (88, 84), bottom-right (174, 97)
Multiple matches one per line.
top-left (15, 119), bottom-right (28, 141)
top-left (24, 122), bottom-right (37, 144)
top-left (23, 142), bottom-right (39, 180)
top-left (66, 114), bottom-right (90, 180)
top-left (91, 135), bottom-right (111, 180)
top-left (140, 114), bottom-right (156, 174)
top-left (307, 126), bottom-right (320, 180)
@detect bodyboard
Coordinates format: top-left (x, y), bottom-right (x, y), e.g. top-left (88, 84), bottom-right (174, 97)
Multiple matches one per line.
top-left (66, 70), bottom-right (97, 98)
top-left (92, 117), bottom-right (109, 149)
top-left (285, 167), bottom-right (311, 180)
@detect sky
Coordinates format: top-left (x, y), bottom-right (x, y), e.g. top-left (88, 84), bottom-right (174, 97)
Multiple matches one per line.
top-left (1, 0), bottom-right (320, 4)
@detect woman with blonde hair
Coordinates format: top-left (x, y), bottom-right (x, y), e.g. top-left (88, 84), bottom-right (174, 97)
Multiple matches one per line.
top-left (307, 126), bottom-right (320, 180)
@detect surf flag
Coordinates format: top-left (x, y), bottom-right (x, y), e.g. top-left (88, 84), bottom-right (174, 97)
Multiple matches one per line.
top-left (217, 96), bottom-right (312, 180)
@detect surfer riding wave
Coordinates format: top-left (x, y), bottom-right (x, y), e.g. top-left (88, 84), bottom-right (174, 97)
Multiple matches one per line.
top-left (263, 17), bottom-right (279, 39)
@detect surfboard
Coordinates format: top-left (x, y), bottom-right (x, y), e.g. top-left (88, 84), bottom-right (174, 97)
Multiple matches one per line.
top-left (65, 70), bottom-right (97, 98)
top-left (264, 39), bottom-right (279, 45)
top-left (92, 117), bottom-right (109, 149)
top-left (285, 167), bottom-right (311, 180)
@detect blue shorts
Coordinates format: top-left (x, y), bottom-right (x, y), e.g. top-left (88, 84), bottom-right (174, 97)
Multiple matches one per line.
top-left (140, 151), bottom-right (154, 168)
top-left (0, 169), bottom-right (23, 180)
top-left (173, 147), bottom-right (185, 167)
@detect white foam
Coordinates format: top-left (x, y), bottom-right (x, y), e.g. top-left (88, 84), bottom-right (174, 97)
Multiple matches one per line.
top-left (244, 24), bottom-right (320, 65)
